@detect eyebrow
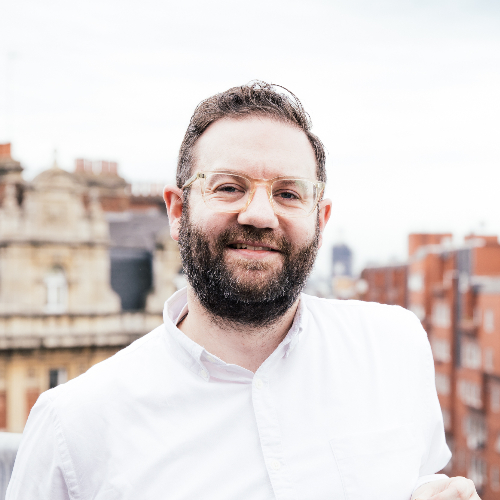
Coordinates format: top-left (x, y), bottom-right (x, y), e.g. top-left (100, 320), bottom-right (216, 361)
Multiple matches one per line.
top-left (202, 169), bottom-right (314, 182)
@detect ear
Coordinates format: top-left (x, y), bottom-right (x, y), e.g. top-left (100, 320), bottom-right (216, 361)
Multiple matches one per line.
top-left (164, 185), bottom-right (184, 242)
top-left (317, 198), bottom-right (332, 249)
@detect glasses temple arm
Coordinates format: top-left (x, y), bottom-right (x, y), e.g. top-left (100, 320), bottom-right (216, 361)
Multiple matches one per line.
top-left (182, 172), bottom-right (201, 190)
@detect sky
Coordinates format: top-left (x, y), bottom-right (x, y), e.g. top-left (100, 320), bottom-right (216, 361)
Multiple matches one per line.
top-left (1, 0), bottom-right (499, 275)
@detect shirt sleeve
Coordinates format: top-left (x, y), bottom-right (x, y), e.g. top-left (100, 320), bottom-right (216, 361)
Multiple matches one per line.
top-left (409, 311), bottom-right (452, 495)
top-left (6, 391), bottom-right (77, 500)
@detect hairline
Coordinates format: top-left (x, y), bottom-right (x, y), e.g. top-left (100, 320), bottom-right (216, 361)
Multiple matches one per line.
top-left (176, 81), bottom-right (327, 195)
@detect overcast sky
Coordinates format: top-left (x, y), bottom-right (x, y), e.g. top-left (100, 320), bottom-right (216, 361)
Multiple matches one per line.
top-left (1, 0), bottom-right (499, 275)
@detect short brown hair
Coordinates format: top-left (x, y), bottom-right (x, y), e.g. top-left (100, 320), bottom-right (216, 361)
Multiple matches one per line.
top-left (176, 80), bottom-right (326, 189)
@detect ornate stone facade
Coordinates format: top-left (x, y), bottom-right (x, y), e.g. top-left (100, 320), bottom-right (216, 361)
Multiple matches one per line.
top-left (0, 144), bottom-right (181, 432)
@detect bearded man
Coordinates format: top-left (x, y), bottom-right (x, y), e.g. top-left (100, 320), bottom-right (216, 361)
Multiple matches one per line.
top-left (8, 82), bottom-right (479, 500)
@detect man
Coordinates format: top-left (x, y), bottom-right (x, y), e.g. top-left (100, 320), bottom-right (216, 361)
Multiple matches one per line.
top-left (8, 81), bottom-right (479, 499)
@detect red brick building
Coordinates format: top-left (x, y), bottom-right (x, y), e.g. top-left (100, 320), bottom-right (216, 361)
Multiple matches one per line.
top-left (361, 233), bottom-right (500, 499)
top-left (360, 264), bottom-right (408, 308)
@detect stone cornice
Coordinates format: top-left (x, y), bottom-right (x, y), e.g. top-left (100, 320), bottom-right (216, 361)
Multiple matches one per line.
top-left (0, 311), bottom-right (163, 350)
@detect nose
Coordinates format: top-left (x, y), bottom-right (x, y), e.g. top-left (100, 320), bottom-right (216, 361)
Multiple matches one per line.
top-left (237, 185), bottom-right (279, 229)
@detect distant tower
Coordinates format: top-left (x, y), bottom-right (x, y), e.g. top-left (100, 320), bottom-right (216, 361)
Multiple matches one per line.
top-left (332, 243), bottom-right (353, 277)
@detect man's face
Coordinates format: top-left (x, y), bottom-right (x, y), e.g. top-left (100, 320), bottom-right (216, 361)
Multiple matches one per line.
top-left (171, 116), bottom-right (331, 326)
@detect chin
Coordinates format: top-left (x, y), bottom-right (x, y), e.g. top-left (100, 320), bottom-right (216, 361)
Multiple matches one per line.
top-left (226, 259), bottom-right (280, 275)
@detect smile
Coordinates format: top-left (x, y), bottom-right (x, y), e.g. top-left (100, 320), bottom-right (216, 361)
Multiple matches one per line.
top-left (227, 243), bottom-right (278, 251)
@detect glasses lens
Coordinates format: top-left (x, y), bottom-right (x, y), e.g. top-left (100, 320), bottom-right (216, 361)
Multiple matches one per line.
top-left (202, 173), bottom-right (251, 212)
top-left (271, 179), bottom-right (317, 216)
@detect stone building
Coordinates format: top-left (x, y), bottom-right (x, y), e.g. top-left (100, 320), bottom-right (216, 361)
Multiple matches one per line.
top-left (0, 144), bottom-right (181, 432)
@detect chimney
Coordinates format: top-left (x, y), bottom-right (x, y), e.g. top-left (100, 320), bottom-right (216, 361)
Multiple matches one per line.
top-left (0, 143), bottom-right (12, 159)
top-left (75, 158), bottom-right (85, 173)
top-left (109, 162), bottom-right (118, 175)
top-left (101, 161), bottom-right (109, 175)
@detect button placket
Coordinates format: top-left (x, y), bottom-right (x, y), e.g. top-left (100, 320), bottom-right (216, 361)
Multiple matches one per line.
top-left (252, 370), bottom-right (296, 500)
top-left (199, 367), bottom-right (209, 381)
top-left (270, 459), bottom-right (281, 470)
top-left (254, 378), bottom-right (264, 390)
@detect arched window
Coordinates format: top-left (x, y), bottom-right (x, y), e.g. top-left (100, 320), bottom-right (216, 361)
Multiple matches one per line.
top-left (44, 267), bottom-right (68, 314)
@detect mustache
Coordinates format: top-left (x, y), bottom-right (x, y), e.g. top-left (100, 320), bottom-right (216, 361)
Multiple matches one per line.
top-left (214, 226), bottom-right (292, 254)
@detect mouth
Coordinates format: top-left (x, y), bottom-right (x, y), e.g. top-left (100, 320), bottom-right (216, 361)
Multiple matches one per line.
top-left (227, 242), bottom-right (279, 252)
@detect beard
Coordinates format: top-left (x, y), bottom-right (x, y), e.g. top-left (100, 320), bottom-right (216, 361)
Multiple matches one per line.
top-left (178, 208), bottom-right (320, 328)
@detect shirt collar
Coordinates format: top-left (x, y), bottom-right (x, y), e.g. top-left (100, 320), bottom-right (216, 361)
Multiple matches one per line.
top-left (162, 287), bottom-right (307, 381)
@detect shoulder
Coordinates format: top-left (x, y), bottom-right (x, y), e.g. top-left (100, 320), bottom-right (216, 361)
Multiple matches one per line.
top-left (46, 324), bottom-right (169, 413)
top-left (300, 294), bottom-right (428, 350)
top-left (17, 325), bottom-right (174, 492)
top-left (301, 293), bottom-right (422, 329)
top-left (299, 296), bottom-right (434, 397)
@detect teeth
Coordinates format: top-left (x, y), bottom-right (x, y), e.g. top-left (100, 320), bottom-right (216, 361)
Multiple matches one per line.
top-left (234, 244), bottom-right (269, 251)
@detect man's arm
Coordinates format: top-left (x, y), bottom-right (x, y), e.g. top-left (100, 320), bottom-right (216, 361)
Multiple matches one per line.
top-left (6, 392), bottom-right (74, 500)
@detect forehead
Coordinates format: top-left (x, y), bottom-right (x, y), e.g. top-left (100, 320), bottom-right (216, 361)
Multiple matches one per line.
top-left (193, 116), bottom-right (318, 180)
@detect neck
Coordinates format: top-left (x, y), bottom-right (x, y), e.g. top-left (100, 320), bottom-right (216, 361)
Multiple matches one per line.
top-left (177, 286), bottom-right (299, 373)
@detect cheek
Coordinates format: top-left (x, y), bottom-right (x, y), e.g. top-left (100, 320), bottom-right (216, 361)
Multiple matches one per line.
top-left (281, 219), bottom-right (317, 245)
top-left (190, 201), bottom-right (236, 234)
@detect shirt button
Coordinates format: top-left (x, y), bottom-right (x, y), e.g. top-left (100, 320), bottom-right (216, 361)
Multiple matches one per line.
top-left (270, 459), bottom-right (281, 471)
top-left (254, 378), bottom-right (264, 389)
top-left (206, 355), bottom-right (217, 363)
top-left (199, 369), bottom-right (209, 380)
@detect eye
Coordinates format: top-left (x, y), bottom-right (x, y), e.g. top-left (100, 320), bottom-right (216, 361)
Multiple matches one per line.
top-left (214, 183), bottom-right (245, 193)
top-left (274, 190), bottom-right (301, 200)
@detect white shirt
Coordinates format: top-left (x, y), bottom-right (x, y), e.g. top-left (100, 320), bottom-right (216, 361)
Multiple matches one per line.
top-left (7, 289), bottom-right (451, 500)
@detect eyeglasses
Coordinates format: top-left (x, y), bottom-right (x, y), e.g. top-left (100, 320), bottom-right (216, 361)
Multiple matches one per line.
top-left (182, 171), bottom-right (325, 218)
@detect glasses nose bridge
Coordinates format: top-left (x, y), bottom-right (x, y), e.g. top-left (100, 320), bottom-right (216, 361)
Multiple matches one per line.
top-left (246, 179), bottom-right (274, 206)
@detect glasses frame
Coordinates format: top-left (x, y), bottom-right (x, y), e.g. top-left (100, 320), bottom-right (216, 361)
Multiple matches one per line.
top-left (182, 170), bottom-right (325, 218)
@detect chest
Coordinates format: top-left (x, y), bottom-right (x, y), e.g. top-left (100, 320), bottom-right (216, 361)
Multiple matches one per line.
top-left (83, 354), bottom-right (422, 500)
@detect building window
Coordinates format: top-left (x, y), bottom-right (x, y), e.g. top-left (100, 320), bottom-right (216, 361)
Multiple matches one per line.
top-left (459, 272), bottom-right (470, 293)
top-left (461, 341), bottom-right (481, 370)
top-left (26, 389), bottom-right (40, 419)
top-left (491, 386), bottom-right (500, 413)
top-left (431, 338), bottom-right (451, 363)
top-left (44, 267), bottom-right (68, 314)
top-left (484, 309), bottom-right (495, 333)
top-left (458, 380), bottom-right (482, 409)
top-left (435, 372), bottom-right (451, 395)
top-left (462, 412), bottom-right (486, 450)
top-left (492, 466), bottom-right (500, 492)
top-left (432, 302), bottom-right (451, 328)
top-left (468, 455), bottom-right (486, 490)
top-left (473, 307), bottom-right (481, 326)
top-left (408, 273), bottom-right (424, 292)
top-left (49, 368), bottom-right (67, 389)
